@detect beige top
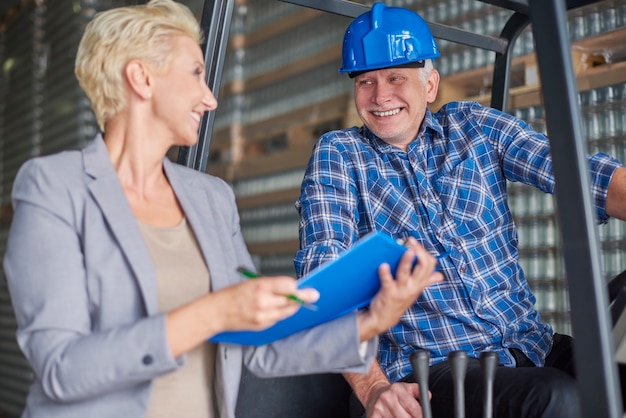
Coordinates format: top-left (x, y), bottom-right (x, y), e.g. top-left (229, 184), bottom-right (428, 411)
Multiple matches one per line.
top-left (140, 218), bottom-right (217, 418)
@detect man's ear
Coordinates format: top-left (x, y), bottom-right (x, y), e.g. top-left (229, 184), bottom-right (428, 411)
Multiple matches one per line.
top-left (426, 69), bottom-right (440, 104)
top-left (124, 59), bottom-right (153, 100)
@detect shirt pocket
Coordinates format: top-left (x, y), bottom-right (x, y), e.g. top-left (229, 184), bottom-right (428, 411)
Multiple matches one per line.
top-left (365, 175), bottom-right (420, 234)
top-left (435, 158), bottom-right (498, 236)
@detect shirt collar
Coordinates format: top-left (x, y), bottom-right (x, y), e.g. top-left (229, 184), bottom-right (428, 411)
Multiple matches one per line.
top-left (423, 106), bottom-right (444, 137)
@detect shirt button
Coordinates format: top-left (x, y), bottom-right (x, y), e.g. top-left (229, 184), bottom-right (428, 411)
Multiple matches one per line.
top-left (142, 355), bottom-right (153, 366)
top-left (459, 266), bottom-right (466, 274)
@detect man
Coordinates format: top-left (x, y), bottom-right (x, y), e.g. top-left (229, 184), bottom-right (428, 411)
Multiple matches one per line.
top-left (295, 3), bottom-right (626, 418)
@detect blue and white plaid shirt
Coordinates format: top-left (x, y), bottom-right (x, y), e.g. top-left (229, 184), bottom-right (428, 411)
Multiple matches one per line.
top-left (295, 101), bottom-right (621, 383)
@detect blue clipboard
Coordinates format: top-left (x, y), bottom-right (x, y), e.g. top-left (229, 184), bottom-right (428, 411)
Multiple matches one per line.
top-left (209, 231), bottom-right (407, 346)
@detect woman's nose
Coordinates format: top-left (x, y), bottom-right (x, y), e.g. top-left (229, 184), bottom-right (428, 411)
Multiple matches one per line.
top-left (203, 81), bottom-right (218, 111)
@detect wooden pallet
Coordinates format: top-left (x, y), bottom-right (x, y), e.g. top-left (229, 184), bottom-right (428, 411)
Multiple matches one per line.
top-left (432, 27), bottom-right (626, 111)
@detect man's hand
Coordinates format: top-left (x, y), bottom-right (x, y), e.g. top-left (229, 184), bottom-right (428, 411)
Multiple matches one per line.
top-left (346, 361), bottom-right (429, 418)
top-left (366, 382), bottom-right (426, 418)
top-left (357, 236), bottom-right (443, 342)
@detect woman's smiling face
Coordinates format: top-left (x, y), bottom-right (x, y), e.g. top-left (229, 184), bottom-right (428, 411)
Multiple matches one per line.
top-left (150, 35), bottom-right (217, 147)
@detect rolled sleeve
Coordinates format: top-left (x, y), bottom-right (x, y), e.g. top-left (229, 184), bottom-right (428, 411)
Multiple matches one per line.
top-left (588, 152), bottom-right (624, 223)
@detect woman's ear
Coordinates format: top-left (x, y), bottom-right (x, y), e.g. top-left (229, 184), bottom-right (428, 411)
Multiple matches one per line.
top-left (125, 59), bottom-right (153, 100)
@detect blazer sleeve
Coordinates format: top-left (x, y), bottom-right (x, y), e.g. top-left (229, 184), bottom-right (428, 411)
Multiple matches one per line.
top-left (3, 158), bottom-right (181, 402)
top-left (243, 313), bottom-right (377, 377)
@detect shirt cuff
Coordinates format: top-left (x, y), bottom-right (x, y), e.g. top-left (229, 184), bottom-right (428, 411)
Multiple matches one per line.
top-left (358, 341), bottom-right (369, 359)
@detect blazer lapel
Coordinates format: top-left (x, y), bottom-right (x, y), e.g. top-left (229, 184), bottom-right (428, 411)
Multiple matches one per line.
top-left (82, 135), bottom-right (159, 315)
top-left (164, 159), bottom-right (231, 292)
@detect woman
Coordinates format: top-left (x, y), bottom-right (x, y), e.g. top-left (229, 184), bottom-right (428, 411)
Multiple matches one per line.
top-left (2, 1), bottom-right (443, 417)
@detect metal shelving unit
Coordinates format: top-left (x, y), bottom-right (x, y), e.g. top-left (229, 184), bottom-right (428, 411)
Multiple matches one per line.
top-left (183, 0), bottom-right (624, 416)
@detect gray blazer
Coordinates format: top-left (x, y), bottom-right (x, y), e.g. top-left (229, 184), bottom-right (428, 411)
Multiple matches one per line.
top-left (3, 135), bottom-right (375, 418)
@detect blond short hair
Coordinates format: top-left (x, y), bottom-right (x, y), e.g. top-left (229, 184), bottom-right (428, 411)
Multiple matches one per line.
top-left (75, 0), bottom-right (202, 131)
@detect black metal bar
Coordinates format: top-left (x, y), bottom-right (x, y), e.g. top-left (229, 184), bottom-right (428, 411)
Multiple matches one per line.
top-left (480, 352), bottom-right (498, 418)
top-left (279, 0), bottom-right (368, 17)
top-left (478, 0), bottom-right (598, 14)
top-left (410, 350), bottom-right (433, 418)
top-left (279, 0), bottom-right (508, 54)
top-left (177, 0), bottom-right (234, 172)
top-left (478, 0), bottom-right (529, 14)
top-left (490, 12), bottom-right (528, 111)
top-left (528, 0), bottom-right (622, 416)
top-left (448, 351), bottom-right (468, 418)
top-left (429, 23), bottom-right (506, 54)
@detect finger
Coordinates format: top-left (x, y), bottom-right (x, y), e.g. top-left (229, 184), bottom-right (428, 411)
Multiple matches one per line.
top-left (378, 263), bottom-right (393, 283)
top-left (272, 303), bottom-right (301, 319)
top-left (390, 383), bottom-right (422, 417)
top-left (248, 300), bottom-right (301, 330)
top-left (370, 401), bottom-right (413, 418)
top-left (427, 272), bottom-right (445, 286)
top-left (262, 279), bottom-right (320, 306)
top-left (244, 280), bottom-right (298, 311)
top-left (397, 397), bottom-right (423, 418)
top-left (374, 390), bottom-right (416, 418)
top-left (257, 275), bottom-right (299, 294)
top-left (407, 239), bottom-right (437, 273)
top-left (396, 383), bottom-right (423, 417)
top-left (396, 247), bottom-right (418, 279)
top-left (291, 287), bottom-right (320, 304)
top-left (378, 262), bottom-right (394, 287)
top-left (214, 282), bottom-right (303, 331)
top-left (404, 237), bottom-right (433, 263)
top-left (405, 382), bottom-right (421, 398)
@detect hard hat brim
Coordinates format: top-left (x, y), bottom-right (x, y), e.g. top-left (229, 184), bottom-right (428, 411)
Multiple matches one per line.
top-left (345, 60), bottom-right (427, 78)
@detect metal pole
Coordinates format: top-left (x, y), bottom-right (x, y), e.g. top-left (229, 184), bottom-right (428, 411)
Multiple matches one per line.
top-left (279, 0), bottom-right (507, 54)
top-left (528, 0), bottom-right (622, 416)
top-left (177, 0), bottom-right (235, 172)
top-left (490, 12), bottom-right (528, 111)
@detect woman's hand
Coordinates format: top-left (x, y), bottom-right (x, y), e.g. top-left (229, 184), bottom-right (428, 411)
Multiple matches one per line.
top-left (205, 277), bottom-right (319, 332)
top-left (357, 237), bottom-right (443, 342)
top-left (166, 276), bottom-right (319, 357)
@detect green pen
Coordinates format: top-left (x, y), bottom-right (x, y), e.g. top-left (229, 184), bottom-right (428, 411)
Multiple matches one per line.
top-left (236, 267), bottom-right (318, 311)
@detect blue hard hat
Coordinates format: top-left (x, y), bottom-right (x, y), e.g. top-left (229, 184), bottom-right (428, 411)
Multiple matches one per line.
top-left (339, 2), bottom-right (440, 75)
